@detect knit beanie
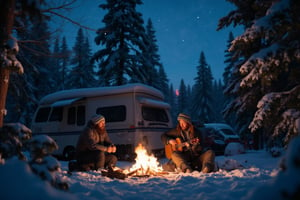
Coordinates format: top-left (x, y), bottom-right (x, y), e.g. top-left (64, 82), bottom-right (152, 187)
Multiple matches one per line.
top-left (91, 114), bottom-right (105, 124)
top-left (177, 113), bottom-right (192, 124)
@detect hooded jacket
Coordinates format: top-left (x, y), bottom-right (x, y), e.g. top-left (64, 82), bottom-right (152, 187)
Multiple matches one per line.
top-left (76, 120), bottom-right (113, 153)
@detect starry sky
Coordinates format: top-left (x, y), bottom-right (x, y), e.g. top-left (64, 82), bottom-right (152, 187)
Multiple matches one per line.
top-left (53, 0), bottom-right (242, 89)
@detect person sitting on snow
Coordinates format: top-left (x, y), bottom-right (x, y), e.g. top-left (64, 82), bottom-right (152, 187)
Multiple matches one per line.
top-left (161, 113), bottom-right (216, 173)
top-left (73, 114), bottom-right (117, 171)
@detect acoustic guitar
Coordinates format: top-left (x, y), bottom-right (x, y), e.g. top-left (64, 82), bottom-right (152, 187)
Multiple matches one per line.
top-left (165, 137), bottom-right (199, 159)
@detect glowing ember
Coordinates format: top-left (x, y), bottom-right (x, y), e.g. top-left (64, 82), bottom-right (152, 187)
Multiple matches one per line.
top-left (125, 143), bottom-right (163, 176)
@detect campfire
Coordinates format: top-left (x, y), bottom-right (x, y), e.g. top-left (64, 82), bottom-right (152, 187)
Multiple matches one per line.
top-left (124, 143), bottom-right (164, 176)
top-left (101, 143), bottom-right (167, 179)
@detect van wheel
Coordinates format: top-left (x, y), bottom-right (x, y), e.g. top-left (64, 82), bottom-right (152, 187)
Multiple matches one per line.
top-left (63, 146), bottom-right (75, 161)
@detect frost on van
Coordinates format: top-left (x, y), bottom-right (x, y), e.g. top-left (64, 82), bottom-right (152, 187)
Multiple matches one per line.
top-left (39, 83), bottom-right (164, 105)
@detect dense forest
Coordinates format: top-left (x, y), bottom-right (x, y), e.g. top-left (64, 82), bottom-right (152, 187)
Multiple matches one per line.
top-left (1, 0), bottom-right (299, 150)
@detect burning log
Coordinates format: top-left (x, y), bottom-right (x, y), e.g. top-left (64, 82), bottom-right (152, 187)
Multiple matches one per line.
top-left (101, 167), bottom-right (127, 180)
top-left (101, 144), bottom-right (169, 179)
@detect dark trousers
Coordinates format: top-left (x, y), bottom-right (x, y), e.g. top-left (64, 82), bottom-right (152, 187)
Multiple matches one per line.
top-left (171, 149), bottom-right (215, 171)
top-left (76, 150), bottom-right (117, 171)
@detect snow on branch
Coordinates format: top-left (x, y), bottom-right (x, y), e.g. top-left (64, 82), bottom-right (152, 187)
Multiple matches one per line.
top-left (274, 109), bottom-right (300, 144)
top-left (239, 43), bottom-right (282, 88)
top-left (1, 37), bottom-right (24, 74)
top-left (249, 85), bottom-right (300, 144)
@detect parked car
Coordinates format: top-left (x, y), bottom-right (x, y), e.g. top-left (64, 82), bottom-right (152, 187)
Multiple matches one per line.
top-left (196, 123), bottom-right (242, 155)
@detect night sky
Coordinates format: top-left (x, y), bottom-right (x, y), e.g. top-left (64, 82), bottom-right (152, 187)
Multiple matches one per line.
top-left (53, 0), bottom-right (242, 89)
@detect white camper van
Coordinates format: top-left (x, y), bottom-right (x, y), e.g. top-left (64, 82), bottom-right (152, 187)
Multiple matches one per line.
top-left (31, 83), bottom-right (173, 160)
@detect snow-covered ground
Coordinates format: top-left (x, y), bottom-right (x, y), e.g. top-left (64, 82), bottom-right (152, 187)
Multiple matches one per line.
top-left (1, 149), bottom-right (285, 200)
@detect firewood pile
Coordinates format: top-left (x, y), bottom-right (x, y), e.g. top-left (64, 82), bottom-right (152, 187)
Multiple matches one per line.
top-left (101, 167), bottom-right (168, 180)
top-left (101, 144), bottom-right (169, 179)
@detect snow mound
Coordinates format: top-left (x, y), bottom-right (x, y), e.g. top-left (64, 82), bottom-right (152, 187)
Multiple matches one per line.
top-left (244, 136), bottom-right (300, 200)
top-left (225, 142), bottom-right (245, 156)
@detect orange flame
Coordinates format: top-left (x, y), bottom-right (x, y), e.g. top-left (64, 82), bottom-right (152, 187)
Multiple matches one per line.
top-left (127, 143), bottom-right (162, 176)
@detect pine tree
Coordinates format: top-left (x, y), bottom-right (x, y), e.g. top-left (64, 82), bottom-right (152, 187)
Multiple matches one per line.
top-left (218, 0), bottom-right (300, 147)
top-left (93, 0), bottom-right (148, 86)
top-left (222, 31), bottom-right (241, 128)
top-left (157, 65), bottom-right (169, 100)
top-left (143, 18), bottom-right (168, 89)
top-left (223, 31), bottom-right (235, 86)
top-left (168, 84), bottom-right (176, 123)
top-left (186, 84), bottom-right (192, 115)
top-left (66, 28), bottom-right (96, 89)
top-left (6, 16), bottom-right (53, 125)
top-left (59, 36), bottom-right (70, 90)
top-left (212, 79), bottom-right (224, 122)
top-left (0, 0), bottom-right (47, 126)
top-left (177, 79), bottom-right (188, 114)
top-left (51, 37), bottom-right (61, 89)
top-left (5, 18), bottom-right (34, 124)
top-left (192, 51), bottom-right (214, 123)
top-left (29, 17), bottom-right (54, 98)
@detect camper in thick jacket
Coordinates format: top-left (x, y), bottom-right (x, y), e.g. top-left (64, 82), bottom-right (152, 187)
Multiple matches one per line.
top-left (161, 113), bottom-right (216, 173)
top-left (75, 115), bottom-right (117, 171)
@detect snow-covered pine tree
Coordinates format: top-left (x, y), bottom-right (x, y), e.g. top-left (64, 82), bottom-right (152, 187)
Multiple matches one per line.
top-left (66, 28), bottom-right (96, 89)
top-left (141, 18), bottom-right (168, 90)
top-left (212, 79), bottom-right (225, 123)
top-left (186, 84), bottom-right (193, 115)
top-left (223, 31), bottom-right (235, 87)
top-left (6, 20), bottom-right (34, 124)
top-left (93, 0), bottom-right (148, 86)
top-left (222, 32), bottom-right (240, 128)
top-left (191, 51), bottom-right (215, 123)
top-left (58, 36), bottom-right (70, 90)
top-left (5, 12), bottom-right (53, 125)
top-left (29, 17), bottom-right (55, 98)
top-left (157, 65), bottom-right (169, 99)
top-left (177, 79), bottom-right (188, 114)
top-left (28, 134), bottom-right (68, 190)
top-left (0, 0), bottom-right (49, 126)
top-left (51, 37), bottom-right (61, 89)
top-left (168, 84), bottom-right (177, 123)
top-left (218, 0), bottom-right (300, 148)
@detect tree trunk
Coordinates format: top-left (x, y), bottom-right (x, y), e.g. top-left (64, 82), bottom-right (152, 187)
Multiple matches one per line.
top-left (0, 0), bottom-right (16, 127)
top-left (0, 70), bottom-right (10, 127)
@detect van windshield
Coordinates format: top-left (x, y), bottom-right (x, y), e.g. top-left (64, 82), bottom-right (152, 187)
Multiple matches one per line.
top-left (142, 106), bottom-right (169, 122)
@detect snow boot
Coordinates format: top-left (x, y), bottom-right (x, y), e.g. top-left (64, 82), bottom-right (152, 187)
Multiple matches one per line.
top-left (68, 160), bottom-right (79, 172)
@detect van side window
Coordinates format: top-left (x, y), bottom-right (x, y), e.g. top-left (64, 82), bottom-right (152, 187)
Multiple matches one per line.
top-left (96, 105), bottom-right (126, 122)
top-left (68, 107), bottom-right (76, 124)
top-left (67, 106), bottom-right (86, 126)
top-left (35, 107), bottom-right (51, 122)
top-left (49, 107), bottom-right (63, 122)
top-left (142, 106), bottom-right (169, 122)
top-left (77, 105), bottom-right (85, 125)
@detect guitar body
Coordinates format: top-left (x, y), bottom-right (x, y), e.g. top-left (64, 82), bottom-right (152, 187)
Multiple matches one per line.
top-left (164, 144), bottom-right (173, 160)
top-left (164, 137), bottom-right (199, 159)
top-left (165, 138), bottom-right (183, 159)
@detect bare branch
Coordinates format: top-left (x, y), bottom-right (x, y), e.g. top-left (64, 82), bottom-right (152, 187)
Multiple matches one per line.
top-left (42, 0), bottom-right (77, 13)
top-left (46, 10), bottom-right (97, 32)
